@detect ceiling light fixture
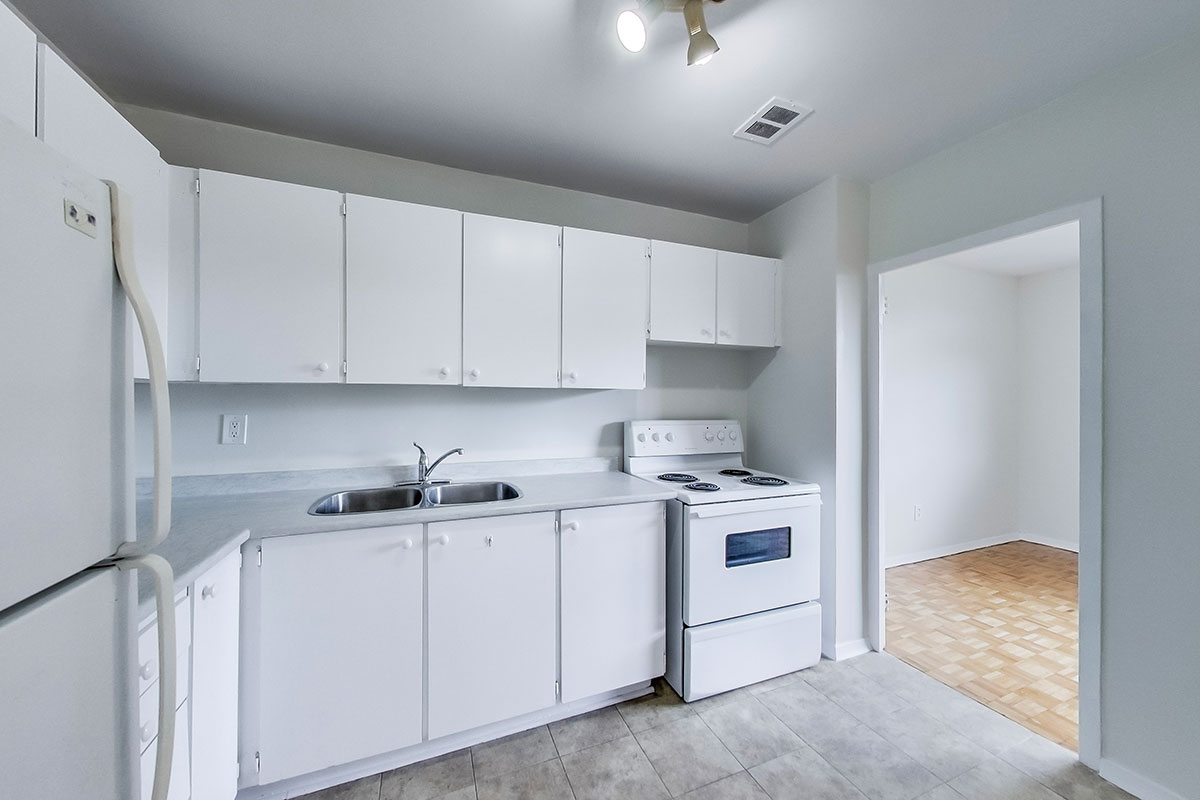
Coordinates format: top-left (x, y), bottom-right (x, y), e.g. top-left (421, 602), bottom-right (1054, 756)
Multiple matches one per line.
top-left (616, 0), bottom-right (722, 66)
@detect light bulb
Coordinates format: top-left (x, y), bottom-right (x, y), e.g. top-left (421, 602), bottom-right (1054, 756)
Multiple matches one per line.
top-left (617, 10), bottom-right (648, 53)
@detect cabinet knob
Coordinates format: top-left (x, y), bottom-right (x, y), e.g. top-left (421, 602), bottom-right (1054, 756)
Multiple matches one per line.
top-left (469, 369), bottom-right (480, 381)
top-left (485, 535), bottom-right (493, 547)
top-left (435, 534), bottom-right (450, 546)
top-left (317, 362), bottom-right (330, 372)
top-left (563, 521), bottom-right (580, 532)
top-left (439, 367), bottom-right (450, 379)
top-left (140, 723), bottom-right (155, 743)
top-left (139, 661), bottom-right (156, 681)
top-left (201, 584), bottom-right (217, 600)
top-left (567, 371), bottom-right (578, 382)
top-left (719, 330), bottom-right (730, 338)
top-left (401, 538), bottom-right (414, 550)
top-left (701, 328), bottom-right (712, 337)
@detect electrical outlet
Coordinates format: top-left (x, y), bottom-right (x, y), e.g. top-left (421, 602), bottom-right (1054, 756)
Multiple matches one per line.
top-left (221, 414), bottom-right (249, 445)
top-left (913, 505), bottom-right (923, 522)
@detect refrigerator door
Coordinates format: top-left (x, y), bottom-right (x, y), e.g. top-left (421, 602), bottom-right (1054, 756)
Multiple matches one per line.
top-left (0, 115), bottom-right (131, 611)
top-left (0, 567), bottom-right (137, 799)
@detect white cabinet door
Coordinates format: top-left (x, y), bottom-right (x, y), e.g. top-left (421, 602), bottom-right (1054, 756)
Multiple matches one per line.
top-left (0, 2), bottom-right (35, 135)
top-left (648, 240), bottom-right (717, 344)
top-left (428, 514), bottom-right (557, 739)
top-left (197, 170), bottom-right (342, 383)
top-left (345, 194), bottom-right (462, 384)
top-left (716, 252), bottom-right (779, 347)
top-left (560, 503), bottom-right (666, 703)
top-left (561, 228), bottom-right (647, 390)
top-left (191, 549), bottom-right (240, 800)
top-left (166, 166), bottom-right (199, 381)
top-left (462, 214), bottom-right (561, 388)
top-left (39, 47), bottom-right (169, 380)
top-left (257, 526), bottom-right (423, 784)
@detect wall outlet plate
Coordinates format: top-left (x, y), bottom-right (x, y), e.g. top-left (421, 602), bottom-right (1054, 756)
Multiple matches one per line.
top-left (221, 414), bottom-right (248, 445)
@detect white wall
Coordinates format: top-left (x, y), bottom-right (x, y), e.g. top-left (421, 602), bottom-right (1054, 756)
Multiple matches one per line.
top-left (746, 176), bottom-right (869, 659)
top-left (1018, 265), bottom-right (1080, 551)
top-left (881, 264), bottom-right (1022, 565)
top-left (869, 30), bottom-right (1200, 800)
top-left (121, 107), bottom-right (754, 478)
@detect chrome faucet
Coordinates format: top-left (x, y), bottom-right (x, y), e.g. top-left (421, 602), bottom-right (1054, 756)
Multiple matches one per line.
top-left (412, 442), bottom-right (464, 485)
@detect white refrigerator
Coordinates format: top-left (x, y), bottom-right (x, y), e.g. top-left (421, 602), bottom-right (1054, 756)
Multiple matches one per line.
top-left (0, 113), bottom-right (177, 799)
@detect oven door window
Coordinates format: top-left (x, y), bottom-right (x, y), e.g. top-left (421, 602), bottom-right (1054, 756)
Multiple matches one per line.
top-left (725, 527), bottom-right (791, 568)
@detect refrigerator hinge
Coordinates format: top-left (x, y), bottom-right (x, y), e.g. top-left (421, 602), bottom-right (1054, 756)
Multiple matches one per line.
top-left (257, 547), bottom-right (262, 567)
top-left (554, 680), bottom-right (560, 698)
top-left (194, 177), bottom-right (201, 196)
top-left (255, 751), bottom-right (261, 773)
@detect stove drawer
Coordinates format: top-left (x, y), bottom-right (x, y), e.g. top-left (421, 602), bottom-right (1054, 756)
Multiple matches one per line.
top-left (683, 494), bottom-right (819, 626)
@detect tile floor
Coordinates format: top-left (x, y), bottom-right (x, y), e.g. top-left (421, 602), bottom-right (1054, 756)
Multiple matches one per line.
top-left (298, 651), bottom-right (1134, 800)
top-left (886, 542), bottom-right (1079, 749)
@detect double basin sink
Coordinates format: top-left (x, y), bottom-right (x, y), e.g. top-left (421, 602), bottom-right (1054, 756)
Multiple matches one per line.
top-left (309, 481), bottom-right (521, 516)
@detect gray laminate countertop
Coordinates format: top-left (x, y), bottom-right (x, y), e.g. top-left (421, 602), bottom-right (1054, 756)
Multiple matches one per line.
top-left (136, 469), bottom-right (673, 617)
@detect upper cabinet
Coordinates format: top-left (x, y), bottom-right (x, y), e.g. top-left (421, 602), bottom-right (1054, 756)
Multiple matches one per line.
top-left (716, 252), bottom-right (780, 347)
top-left (345, 194), bottom-right (462, 385)
top-left (462, 214), bottom-right (561, 388)
top-left (649, 240), bottom-right (717, 344)
top-left (561, 228), bottom-right (648, 390)
top-left (196, 170), bottom-right (342, 383)
top-left (38, 47), bottom-right (170, 380)
top-left (649, 241), bottom-right (780, 348)
top-left (0, 2), bottom-right (36, 135)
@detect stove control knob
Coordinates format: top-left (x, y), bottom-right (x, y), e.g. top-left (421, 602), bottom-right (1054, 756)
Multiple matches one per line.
top-left (637, 433), bottom-right (646, 443)
top-left (665, 432), bottom-right (675, 442)
top-left (730, 430), bottom-right (739, 441)
top-left (717, 430), bottom-right (726, 441)
top-left (704, 432), bottom-right (715, 442)
top-left (652, 432), bottom-right (660, 442)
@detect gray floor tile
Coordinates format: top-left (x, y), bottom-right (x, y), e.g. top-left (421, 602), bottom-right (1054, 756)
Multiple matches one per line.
top-left (298, 774), bottom-right (383, 800)
top-left (549, 707), bottom-right (630, 757)
top-left (805, 723), bottom-right (942, 800)
top-left (559, 734), bottom-right (669, 800)
top-left (749, 745), bottom-right (869, 800)
top-left (936, 697), bottom-right (1035, 755)
top-left (616, 682), bottom-right (695, 734)
top-left (948, 757), bottom-right (1065, 800)
top-left (745, 671), bottom-right (806, 696)
top-left (803, 662), bottom-right (910, 727)
top-left (754, 679), bottom-right (863, 751)
top-left (853, 654), bottom-right (976, 713)
top-left (698, 697), bottom-right (804, 769)
top-left (679, 771), bottom-right (769, 800)
top-left (430, 788), bottom-right (476, 800)
top-left (912, 786), bottom-right (968, 800)
top-left (472, 727), bottom-right (558, 781)
top-left (687, 686), bottom-right (757, 712)
top-left (381, 748), bottom-right (474, 800)
top-left (475, 758), bottom-right (574, 800)
top-left (867, 705), bottom-right (991, 781)
top-left (998, 737), bottom-right (1135, 800)
top-left (635, 714), bottom-right (743, 796)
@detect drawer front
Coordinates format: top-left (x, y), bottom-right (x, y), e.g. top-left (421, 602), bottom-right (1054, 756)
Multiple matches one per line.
top-left (138, 592), bottom-right (192, 700)
top-left (139, 700), bottom-right (191, 800)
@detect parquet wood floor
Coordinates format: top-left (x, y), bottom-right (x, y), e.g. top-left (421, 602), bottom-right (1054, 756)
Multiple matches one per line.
top-left (886, 541), bottom-right (1079, 750)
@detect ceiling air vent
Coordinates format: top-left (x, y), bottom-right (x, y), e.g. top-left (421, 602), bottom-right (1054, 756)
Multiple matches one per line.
top-left (733, 97), bottom-right (813, 146)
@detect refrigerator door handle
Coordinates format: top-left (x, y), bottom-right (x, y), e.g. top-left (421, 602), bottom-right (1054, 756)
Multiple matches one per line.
top-left (105, 181), bottom-right (172, 555)
top-left (117, 554), bottom-right (176, 800)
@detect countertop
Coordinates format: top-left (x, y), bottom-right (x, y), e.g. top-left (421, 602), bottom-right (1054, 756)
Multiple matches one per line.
top-left (136, 469), bottom-right (673, 617)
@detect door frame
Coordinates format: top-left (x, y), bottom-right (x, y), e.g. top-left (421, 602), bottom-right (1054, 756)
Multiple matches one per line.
top-left (865, 199), bottom-right (1103, 766)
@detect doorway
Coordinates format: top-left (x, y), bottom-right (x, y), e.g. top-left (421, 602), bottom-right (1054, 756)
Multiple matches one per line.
top-left (866, 201), bottom-right (1102, 766)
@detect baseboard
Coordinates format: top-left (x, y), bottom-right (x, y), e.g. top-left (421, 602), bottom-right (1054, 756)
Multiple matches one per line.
top-left (833, 639), bottom-right (872, 661)
top-left (1099, 758), bottom-right (1191, 800)
top-left (1020, 535), bottom-right (1079, 553)
top-left (886, 534), bottom-right (1020, 568)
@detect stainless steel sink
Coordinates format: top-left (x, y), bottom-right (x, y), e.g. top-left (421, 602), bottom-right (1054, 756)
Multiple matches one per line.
top-left (426, 481), bottom-right (522, 505)
top-left (308, 481), bottom-right (521, 515)
top-left (309, 486), bottom-right (424, 515)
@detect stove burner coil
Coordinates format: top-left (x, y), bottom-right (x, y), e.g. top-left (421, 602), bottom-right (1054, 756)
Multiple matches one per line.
top-left (718, 469), bottom-right (753, 477)
top-left (684, 482), bottom-right (721, 491)
top-left (658, 473), bottom-right (699, 483)
top-left (742, 476), bottom-right (789, 486)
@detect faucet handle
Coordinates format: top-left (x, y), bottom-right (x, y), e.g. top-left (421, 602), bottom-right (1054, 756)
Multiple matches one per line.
top-left (413, 442), bottom-right (427, 461)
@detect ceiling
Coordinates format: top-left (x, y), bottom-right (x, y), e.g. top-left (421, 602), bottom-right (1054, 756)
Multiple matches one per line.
top-left (13, 0), bottom-right (1200, 221)
top-left (935, 222), bottom-right (1080, 277)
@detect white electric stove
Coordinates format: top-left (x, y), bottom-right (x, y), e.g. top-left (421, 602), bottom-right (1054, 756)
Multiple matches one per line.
top-left (625, 419), bottom-right (823, 701)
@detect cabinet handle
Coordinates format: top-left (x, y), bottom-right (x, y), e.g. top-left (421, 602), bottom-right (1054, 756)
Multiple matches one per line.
top-left (139, 661), bottom-right (156, 681)
top-left (400, 538), bottom-right (414, 550)
top-left (469, 369), bottom-right (480, 381)
top-left (317, 362), bottom-right (330, 373)
top-left (439, 367), bottom-right (450, 379)
top-left (140, 723), bottom-right (155, 743)
top-left (435, 534), bottom-right (450, 546)
top-left (201, 584), bottom-right (216, 600)
top-left (563, 521), bottom-right (580, 532)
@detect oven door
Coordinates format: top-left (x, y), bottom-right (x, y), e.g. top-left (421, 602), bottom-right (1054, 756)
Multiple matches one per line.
top-left (682, 494), bottom-right (820, 627)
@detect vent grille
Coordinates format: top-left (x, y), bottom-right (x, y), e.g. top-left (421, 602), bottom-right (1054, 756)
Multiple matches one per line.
top-left (733, 97), bottom-right (813, 146)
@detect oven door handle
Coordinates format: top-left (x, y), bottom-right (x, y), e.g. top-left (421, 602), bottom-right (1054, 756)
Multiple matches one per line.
top-left (688, 494), bottom-right (821, 519)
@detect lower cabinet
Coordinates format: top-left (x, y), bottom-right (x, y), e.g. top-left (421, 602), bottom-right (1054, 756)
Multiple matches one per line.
top-left (257, 525), bottom-right (423, 784)
top-left (191, 550), bottom-right (241, 800)
top-left (560, 503), bottom-right (666, 702)
top-left (427, 513), bottom-right (558, 739)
